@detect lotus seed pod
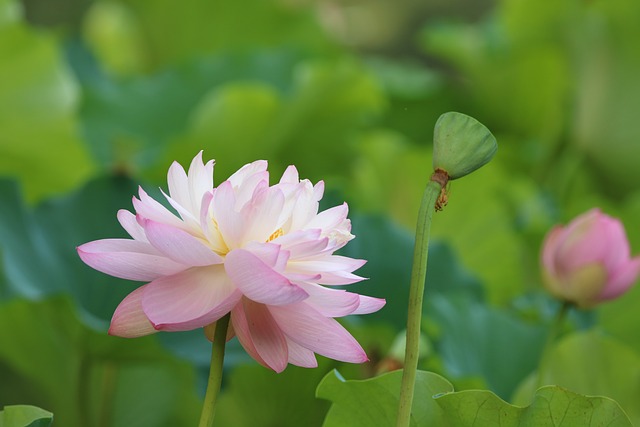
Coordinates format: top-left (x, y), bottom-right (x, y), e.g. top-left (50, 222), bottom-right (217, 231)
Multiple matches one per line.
top-left (432, 112), bottom-right (497, 180)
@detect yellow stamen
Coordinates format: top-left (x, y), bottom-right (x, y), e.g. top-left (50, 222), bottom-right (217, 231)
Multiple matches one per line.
top-left (267, 228), bottom-right (284, 242)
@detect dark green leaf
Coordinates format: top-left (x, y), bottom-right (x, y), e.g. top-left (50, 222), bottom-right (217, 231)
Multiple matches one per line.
top-left (0, 297), bottom-right (201, 427)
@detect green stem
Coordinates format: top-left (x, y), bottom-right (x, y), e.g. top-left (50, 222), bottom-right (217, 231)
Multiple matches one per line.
top-left (396, 178), bottom-right (443, 427)
top-left (198, 314), bottom-right (231, 427)
top-left (535, 301), bottom-right (570, 389)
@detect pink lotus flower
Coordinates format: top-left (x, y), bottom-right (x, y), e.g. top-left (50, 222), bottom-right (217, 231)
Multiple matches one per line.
top-left (541, 208), bottom-right (640, 308)
top-left (78, 152), bottom-right (385, 372)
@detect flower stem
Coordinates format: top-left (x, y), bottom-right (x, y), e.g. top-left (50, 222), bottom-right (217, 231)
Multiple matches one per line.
top-left (535, 301), bottom-right (570, 389)
top-left (396, 174), bottom-right (445, 427)
top-left (198, 314), bottom-right (231, 427)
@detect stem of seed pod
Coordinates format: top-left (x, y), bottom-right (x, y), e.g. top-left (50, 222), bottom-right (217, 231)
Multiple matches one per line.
top-left (396, 170), bottom-right (448, 427)
top-left (199, 313), bottom-right (231, 427)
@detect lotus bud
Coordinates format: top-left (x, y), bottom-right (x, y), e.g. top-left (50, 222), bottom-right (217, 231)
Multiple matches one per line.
top-left (541, 208), bottom-right (640, 308)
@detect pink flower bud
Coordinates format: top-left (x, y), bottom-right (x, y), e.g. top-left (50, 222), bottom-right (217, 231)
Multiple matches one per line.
top-left (541, 208), bottom-right (640, 308)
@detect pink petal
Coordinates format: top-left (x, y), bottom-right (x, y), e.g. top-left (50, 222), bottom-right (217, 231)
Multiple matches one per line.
top-left (225, 249), bottom-right (308, 306)
top-left (313, 181), bottom-right (324, 202)
top-left (167, 160), bottom-right (191, 214)
top-left (295, 282), bottom-right (360, 317)
top-left (599, 257), bottom-right (640, 300)
top-left (242, 299), bottom-right (289, 372)
top-left (285, 336), bottom-right (317, 368)
top-left (117, 210), bottom-right (147, 241)
top-left (306, 203), bottom-right (349, 231)
top-left (231, 302), bottom-right (268, 368)
top-left (239, 186), bottom-right (285, 244)
top-left (600, 216), bottom-right (632, 271)
top-left (279, 165), bottom-right (299, 184)
top-left (142, 219), bottom-right (223, 266)
top-left (272, 229), bottom-right (322, 248)
top-left (232, 172), bottom-right (270, 211)
top-left (187, 152), bottom-right (215, 216)
top-left (132, 187), bottom-right (184, 229)
top-left (77, 239), bottom-right (187, 281)
top-left (162, 189), bottom-right (199, 228)
top-left (227, 160), bottom-right (268, 188)
top-left (109, 285), bottom-right (157, 338)
top-left (282, 236), bottom-right (330, 260)
top-left (199, 191), bottom-right (227, 254)
top-left (287, 183), bottom-right (320, 231)
top-left (242, 242), bottom-right (289, 272)
top-left (318, 271), bottom-right (367, 286)
top-left (555, 210), bottom-right (609, 274)
top-left (269, 302), bottom-right (368, 363)
top-left (287, 256), bottom-right (367, 285)
top-left (541, 226), bottom-right (564, 279)
top-left (351, 295), bottom-right (386, 315)
top-left (290, 256), bottom-right (366, 273)
top-left (142, 265), bottom-right (241, 331)
top-left (212, 181), bottom-right (244, 249)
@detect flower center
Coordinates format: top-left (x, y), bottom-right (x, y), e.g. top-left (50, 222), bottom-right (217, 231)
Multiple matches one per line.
top-left (267, 228), bottom-right (284, 242)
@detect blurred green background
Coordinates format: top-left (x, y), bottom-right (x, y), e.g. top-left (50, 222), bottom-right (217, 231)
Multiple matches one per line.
top-left (1, 0), bottom-right (640, 425)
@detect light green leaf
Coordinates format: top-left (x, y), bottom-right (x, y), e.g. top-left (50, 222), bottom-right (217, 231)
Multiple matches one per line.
top-left (317, 369), bottom-right (632, 427)
top-left (164, 82), bottom-right (282, 181)
top-left (115, 0), bottom-right (335, 69)
top-left (0, 405), bottom-right (53, 427)
top-left (512, 330), bottom-right (640, 425)
top-left (435, 387), bottom-right (632, 426)
top-left (159, 58), bottom-right (384, 183)
top-left (0, 0), bottom-right (94, 202)
top-left (317, 370), bottom-right (452, 427)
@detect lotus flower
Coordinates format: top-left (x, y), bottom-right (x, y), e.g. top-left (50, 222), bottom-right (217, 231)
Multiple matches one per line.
top-left (541, 208), bottom-right (640, 308)
top-left (78, 152), bottom-right (385, 372)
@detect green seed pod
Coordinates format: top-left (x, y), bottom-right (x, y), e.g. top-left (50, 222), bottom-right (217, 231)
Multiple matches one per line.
top-left (432, 112), bottom-right (497, 180)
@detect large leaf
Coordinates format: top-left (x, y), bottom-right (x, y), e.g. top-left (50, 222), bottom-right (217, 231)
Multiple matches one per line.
top-left (427, 294), bottom-right (547, 399)
top-left (512, 330), bottom-right (640, 425)
top-left (435, 387), bottom-right (632, 426)
top-left (0, 405), bottom-right (53, 427)
top-left (342, 213), bottom-right (482, 331)
top-left (348, 135), bottom-right (545, 304)
top-left (215, 362), bottom-right (335, 427)
top-left (317, 370), bottom-right (452, 427)
top-left (161, 58), bottom-right (385, 184)
top-left (0, 297), bottom-right (201, 427)
top-left (68, 44), bottom-right (305, 174)
top-left (116, 0), bottom-right (334, 69)
top-left (0, 177), bottom-right (139, 321)
top-left (0, 0), bottom-right (94, 202)
top-left (317, 369), bottom-right (632, 426)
